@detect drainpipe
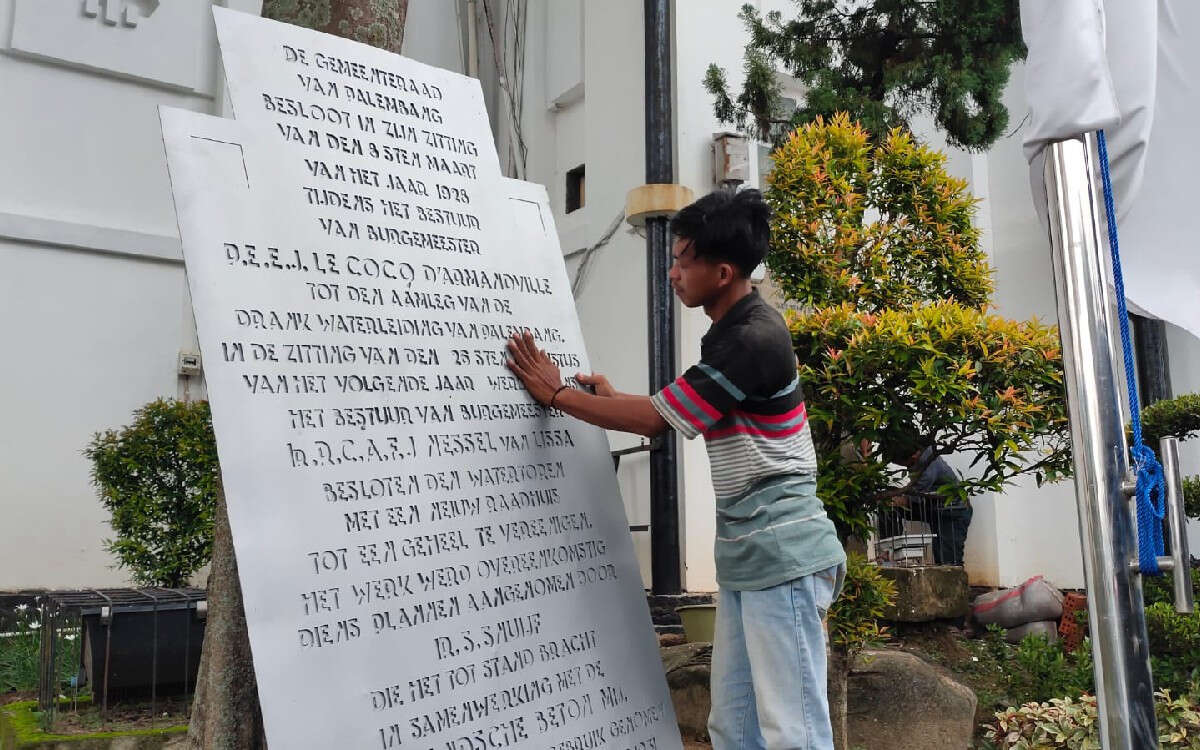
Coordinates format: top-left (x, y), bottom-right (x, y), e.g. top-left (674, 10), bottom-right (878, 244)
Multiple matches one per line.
top-left (466, 0), bottom-right (479, 78)
top-left (643, 0), bottom-right (681, 595)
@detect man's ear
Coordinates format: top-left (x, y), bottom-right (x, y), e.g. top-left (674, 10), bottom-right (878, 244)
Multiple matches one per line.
top-left (718, 262), bottom-right (737, 285)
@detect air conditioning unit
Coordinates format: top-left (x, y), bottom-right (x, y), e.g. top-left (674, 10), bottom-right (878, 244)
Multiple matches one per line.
top-left (713, 132), bottom-right (750, 187)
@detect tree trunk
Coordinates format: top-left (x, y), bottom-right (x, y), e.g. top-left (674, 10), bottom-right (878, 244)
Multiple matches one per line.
top-left (187, 487), bottom-right (266, 749)
top-left (828, 647), bottom-right (850, 750)
top-left (187, 6), bottom-right (410, 746)
top-left (263, 0), bottom-right (408, 53)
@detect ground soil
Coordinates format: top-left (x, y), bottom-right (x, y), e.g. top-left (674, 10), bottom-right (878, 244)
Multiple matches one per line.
top-left (5, 694), bottom-right (190, 735)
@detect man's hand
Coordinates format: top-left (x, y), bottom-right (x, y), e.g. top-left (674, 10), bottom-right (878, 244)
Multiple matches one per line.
top-left (575, 372), bottom-right (616, 397)
top-left (505, 331), bottom-right (668, 437)
top-left (506, 331), bottom-right (563, 406)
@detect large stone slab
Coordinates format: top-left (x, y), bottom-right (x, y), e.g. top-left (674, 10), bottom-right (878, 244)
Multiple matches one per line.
top-left (155, 8), bottom-right (681, 750)
top-left (848, 650), bottom-right (976, 750)
top-left (880, 566), bottom-right (970, 622)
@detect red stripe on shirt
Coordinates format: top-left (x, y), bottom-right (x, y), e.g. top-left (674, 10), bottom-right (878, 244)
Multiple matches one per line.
top-left (663, 387), bottom-right (707, 431)
top-left (730, 402), bottom-right (807, 425)
top-left (676, 378), bottom-right (722, 421)
top-left (705, 414), bottom-right (808, 441)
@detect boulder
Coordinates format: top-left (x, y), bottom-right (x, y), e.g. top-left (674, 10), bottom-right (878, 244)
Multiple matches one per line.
top-left (659, 643), bottom-right (976, 749)
top-left (660, 642), bottom-right (712, 740)
top-left (881, 566), bottom-right (970, 622)
top-left (847, 650), bottom-right (977, 750)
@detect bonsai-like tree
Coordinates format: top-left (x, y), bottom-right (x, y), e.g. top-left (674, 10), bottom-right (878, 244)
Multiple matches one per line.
top-left (86, 398), bottom-right (219, 588)
top-left (704, 1), bottom-right (1025, 150)
top-left (766, 114), bottom-right (1071, 539)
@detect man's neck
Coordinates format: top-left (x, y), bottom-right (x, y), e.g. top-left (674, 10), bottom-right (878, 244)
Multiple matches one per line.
top-left (704, 281), bottom-right (754, 323)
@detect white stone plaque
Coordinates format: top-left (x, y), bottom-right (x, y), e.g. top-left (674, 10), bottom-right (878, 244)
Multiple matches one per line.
top-left (159, 7), bottom-right (679, 750)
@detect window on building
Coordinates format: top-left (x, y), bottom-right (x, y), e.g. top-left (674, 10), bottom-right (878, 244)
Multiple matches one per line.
top-left (566, 165), bottom-right (585, 213)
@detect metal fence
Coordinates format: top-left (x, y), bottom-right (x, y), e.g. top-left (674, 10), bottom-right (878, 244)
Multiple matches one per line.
top-left (37, 588), bottom-right (206, 729)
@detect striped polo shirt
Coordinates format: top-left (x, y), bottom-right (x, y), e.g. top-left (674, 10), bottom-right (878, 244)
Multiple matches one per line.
top-left (651, 290), bottom-right (844, 590)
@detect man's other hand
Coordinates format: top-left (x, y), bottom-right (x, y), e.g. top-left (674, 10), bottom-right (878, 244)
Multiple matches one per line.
top-left (575, 372), bottom-right (616, 397)
top-left (506, 331), bottom-right (564, 406)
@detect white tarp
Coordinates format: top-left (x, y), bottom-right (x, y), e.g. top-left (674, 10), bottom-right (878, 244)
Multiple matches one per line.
top-left (1021, 0), bottom-right (1200, 340)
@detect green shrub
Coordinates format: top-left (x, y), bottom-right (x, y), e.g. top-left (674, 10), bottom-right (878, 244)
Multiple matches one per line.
top-left (982, 691), bottom-right (1200, 749)
top-left (1142, 393), bottom-right (1200, 448)
top-left (1184, 477), bottom-right (1200, 522)
top-left (827, 554), bottom-right (896, 662)
top-left (84, 399), bottom-right (219, 587)
top-left (1144, 569), bottom-right (1200, 608)
top-left (1007, 634), bottom-right (1094, 704)
top-left (1146, 603), bottom-right (1200, 695)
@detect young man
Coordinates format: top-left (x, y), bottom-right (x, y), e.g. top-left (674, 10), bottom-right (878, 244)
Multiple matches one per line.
top-left (506, 189), bottom-right (846, 750)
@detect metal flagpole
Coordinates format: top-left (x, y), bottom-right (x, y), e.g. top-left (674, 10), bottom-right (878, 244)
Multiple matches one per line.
top-left (1041, 134), bottom-right (1158, 748)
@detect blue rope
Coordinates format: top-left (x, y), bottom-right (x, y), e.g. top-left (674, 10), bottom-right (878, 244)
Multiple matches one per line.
top-left (1096, 130), bottom-right (1166, 575)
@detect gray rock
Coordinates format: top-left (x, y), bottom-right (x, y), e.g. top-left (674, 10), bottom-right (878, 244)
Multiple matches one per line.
top-left (659, 643), bottom-right (975, 748)
top-left (880, 566), bottom-right (970, 622)
top-left (660, 642), bottom-right (710, 674)
top-left (848, 649), bottom-right (977, 750)
top-left (658, 632), bottom-right (687, 648)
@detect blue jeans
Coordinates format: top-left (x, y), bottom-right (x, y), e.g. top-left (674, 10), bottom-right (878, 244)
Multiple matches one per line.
top-left (708, 565), bottom-right (844, 750)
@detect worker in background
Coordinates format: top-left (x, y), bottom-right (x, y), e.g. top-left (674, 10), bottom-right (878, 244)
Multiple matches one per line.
top-left (885, 435), bottom-right (972, 566)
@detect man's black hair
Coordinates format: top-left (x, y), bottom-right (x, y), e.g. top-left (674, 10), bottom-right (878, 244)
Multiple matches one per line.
top-left (669, 189), bottom-right (771, 277)
top-left (883, 431), bottom-right (925, 466)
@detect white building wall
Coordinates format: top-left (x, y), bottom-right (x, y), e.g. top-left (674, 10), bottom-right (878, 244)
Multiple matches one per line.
top-left (0, 0), bottom-right (261, 590)
top-left (671, 0), bottom-right (795, 592)
top-left (1167, 325), bottom-right (1200, 554)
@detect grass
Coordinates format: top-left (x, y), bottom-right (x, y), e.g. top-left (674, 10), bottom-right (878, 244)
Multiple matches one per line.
top-left (0, 631), bottom-right (39, 696)
top-left (0, 698), bottom-right (187, 745)
top-left (1, 606), bottom-right (83, 703)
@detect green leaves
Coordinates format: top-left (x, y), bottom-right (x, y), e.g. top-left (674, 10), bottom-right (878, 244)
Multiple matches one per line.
top-left (1145, 603), bottom-right (1200, 696)
top-left (826, 554), bottom-right (896, 661)
top-left (787, 300), bottom-right (1069, 533)
top-left (762, 116), bottom-right (1069, 535)
top-left (84, 399), bottom-right (219, 587)
top-left (983, 691), bottom-right (1200, 749)
top-left (707, 0), bottom-right (1025, 150)
top-left (768, 117), bottom-right (992, 313)
top-left (1142, 393), bottom-right (1200, 449)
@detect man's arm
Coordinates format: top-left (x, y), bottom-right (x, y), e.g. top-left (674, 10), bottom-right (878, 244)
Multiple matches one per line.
top-left (552, 388), bottom-right (668, 438)
top-left (506, 331), bottom-right (669, 438)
